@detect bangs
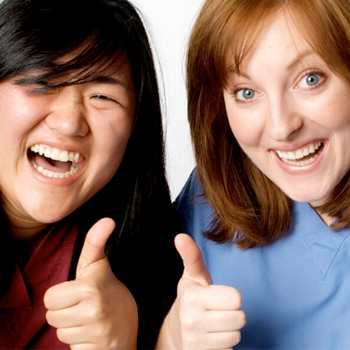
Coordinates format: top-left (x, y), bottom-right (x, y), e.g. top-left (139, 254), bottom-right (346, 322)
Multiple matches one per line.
top-left (221, 1), bottom-right (286, 86)
top-left (0, 0), bottom-right (133, 85)
top-left (14, 33), bottom-right (129, 89)
top-left (220, 0), bottom-right (350, 86)
top-left (288, 0), bottom-right (350, 81)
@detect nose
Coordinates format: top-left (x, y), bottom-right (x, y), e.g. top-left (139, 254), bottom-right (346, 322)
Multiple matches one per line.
top-left (45, 86), bottom-right (89, 137)
top-left (267, 96), bottom-right (303, 141)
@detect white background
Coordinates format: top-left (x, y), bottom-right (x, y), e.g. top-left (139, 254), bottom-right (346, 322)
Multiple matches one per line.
top-left (130, 0), bottom-right (205, 199)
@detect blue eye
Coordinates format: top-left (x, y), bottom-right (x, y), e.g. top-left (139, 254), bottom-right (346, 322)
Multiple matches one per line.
top-left (298, 72), bottom-right (323, 89)
top-left (242, 89), bottom-right (255, 99)
top-left (235, 88), bottom-right (255, 101)
top-left (306, 74), bottom-right (319, 86)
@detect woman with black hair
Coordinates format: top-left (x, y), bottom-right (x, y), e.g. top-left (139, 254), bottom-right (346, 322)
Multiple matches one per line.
top-left (0, 0), bottom-right (182, 349)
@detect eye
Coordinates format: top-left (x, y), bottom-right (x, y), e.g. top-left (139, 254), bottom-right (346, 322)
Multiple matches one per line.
top-left (89, 94), bottom-right (122, 109)
top-left (297, 72), bottom-right (323, 89)
top-left (235, 88), bottom-right (256, 101)
top-left (306, 74), bottom-right (319, 86)
top-left (90, 94), bottom-right (119, 105)
top-left (23, 80), bottom-right (57, 95)
top-left (92, 94), bottom-right (114, 101)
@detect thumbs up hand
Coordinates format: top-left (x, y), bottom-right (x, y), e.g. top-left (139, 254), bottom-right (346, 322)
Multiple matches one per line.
top-left (156, 234), bottom-right (245, 350)
top-left (44, 218), bottom-right (138, 350)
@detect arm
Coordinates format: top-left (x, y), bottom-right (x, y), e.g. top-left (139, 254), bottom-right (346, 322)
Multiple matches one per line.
top-left (155, 234), bottom-right (245, 350)
top-left (44, 218), bottom-right (138, 350)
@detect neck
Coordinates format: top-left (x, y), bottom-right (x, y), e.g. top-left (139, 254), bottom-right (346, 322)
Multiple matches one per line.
top-left (308, 203), bottom-right (335, 227)
top-left (13, 227), bottom-right (51, 269)
top-left (1, 202), bottom-right (53, 268)
top-left (9, 221), bottom-right (51, 243)
top-left (9, 220), bottom-right (52, 269)
top-left (1, 199), bottom-right (51, 241)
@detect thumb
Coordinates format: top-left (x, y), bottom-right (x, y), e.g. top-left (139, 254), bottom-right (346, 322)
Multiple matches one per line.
top-left (76, 217), bottom-right (115, 276)
top-left (175, 233), bottom-right (212, 286)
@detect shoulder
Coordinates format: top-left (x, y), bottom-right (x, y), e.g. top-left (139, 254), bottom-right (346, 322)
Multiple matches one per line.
top-left (173, 168), bottom-right (208, 220)
top-left (173, 169), bottom-right (214, 239)
top-left (174, 168), bottom-right (202, 206)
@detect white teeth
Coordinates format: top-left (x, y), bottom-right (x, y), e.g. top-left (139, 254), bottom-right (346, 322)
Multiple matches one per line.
top-left (29, 144), bottom-right (83, 179)
top-left (68, 152), bottom-right (75, 162)
top-left (30, 144), bottom-right (82, 164)
top-left (282, 154), bottom-right (319, 166)
top-left (295, 150), bottom-right (303, 159)
top-left (60, 151), bottom-right (69, 162)
top-left (51, 148), bottom-right (60, 161)
top-left (31, 159), bottom-right (79, 178)
top-left (287, 152), bottom-right (296, 160)
top-left (276, 142), bottom-right (323, 162)
top-left (44, 148), bottom-right (52, 158)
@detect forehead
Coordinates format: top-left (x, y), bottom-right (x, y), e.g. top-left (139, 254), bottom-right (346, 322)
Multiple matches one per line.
top-left (236, 12), bottom-right (311, 72)
top-left (226, 10), bottom-right (313, 73)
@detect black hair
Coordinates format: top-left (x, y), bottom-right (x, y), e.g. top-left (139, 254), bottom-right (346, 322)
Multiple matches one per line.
top-left (0, 0), bottom-right (182, 348)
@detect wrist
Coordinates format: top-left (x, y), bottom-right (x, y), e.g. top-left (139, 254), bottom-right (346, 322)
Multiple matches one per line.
top-left (155, 303), bottom-right (181, 350)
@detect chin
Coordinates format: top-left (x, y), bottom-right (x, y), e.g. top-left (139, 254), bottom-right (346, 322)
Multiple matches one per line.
top-left (284, 190), bottom-right (328, 206)
top-left (27, 207), bottom-right (77, 225)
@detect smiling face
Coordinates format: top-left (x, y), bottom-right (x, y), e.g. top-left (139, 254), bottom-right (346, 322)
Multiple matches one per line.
top-left (0, 64), bottom-right (135, 238)
top-left (223, 11), bottom-right (350, 211)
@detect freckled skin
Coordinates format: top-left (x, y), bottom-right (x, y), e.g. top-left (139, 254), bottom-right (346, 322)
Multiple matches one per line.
top-left (223, 12), bottom-right (350, 209)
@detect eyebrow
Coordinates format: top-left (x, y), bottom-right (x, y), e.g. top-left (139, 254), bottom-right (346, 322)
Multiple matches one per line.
top-left (286, 49), bottom-right (314, 70)
top-left (227, 49), bottom-right (315, 79)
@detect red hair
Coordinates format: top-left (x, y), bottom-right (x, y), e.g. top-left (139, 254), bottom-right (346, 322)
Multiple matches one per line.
top-left (187, 0), bottom-right (350, 248)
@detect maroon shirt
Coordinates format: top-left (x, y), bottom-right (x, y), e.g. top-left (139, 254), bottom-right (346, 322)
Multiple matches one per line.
top-left (0, 220), bottom-right (79, 349)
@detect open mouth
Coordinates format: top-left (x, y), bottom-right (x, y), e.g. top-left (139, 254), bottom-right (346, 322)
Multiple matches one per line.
top-left (28, 144), bottom-right (84, 178)
top-left (276, 141), bottom-right (324, 166)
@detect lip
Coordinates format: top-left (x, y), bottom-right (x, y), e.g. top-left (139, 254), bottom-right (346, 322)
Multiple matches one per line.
top-left (271, 139), bottom-right (325, 153)
top-left (271, 139), bottom-right (327, 175)
top-left (27, 142), bottom-right (87, 186)
top-left (29, 142), bottom-right (86, 156)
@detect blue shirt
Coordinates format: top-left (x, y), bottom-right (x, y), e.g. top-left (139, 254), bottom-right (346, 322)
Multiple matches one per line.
top-left (175, 170), bottom-right (350, 350)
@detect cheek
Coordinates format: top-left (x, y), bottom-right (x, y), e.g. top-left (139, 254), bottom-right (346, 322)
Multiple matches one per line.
top-left (313, 83), bottom-right (350, 129)
top-left (0, 98), bottom-right (44, 135)
top-left (227, 108), bottom-right (265, 148)
top-left (224, 92), bottom-right (265, 148)
top-left (94, 118), bottom-right (133, 167)
top-left (320, 103), bottom-right (350, 131)
top-left (88, 129), bottom-right (131, 194)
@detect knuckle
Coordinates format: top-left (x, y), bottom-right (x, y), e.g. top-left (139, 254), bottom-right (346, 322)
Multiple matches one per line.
top-left (81, 283), bottom-right (99, 298)
top-left (181, 314), bottom-right (200, 331)
top-left (240, 310), bottom-right (247, 328)
top-left (233, 289), bottom-right (243, 307)
top-left (236, 330), bottom-right (242, 344)
top-left (182, 333), bottom-right (200, 350)
top-left (93, 323), bottom-right (120, 349)
top-left (43, 291), bottom-right (52, 308)
top-left (45, 310), bottom-right (54, 326)
top-left (87, 303), bottom-right (106, 321)
top-left (231, 330), bottom-right (242, 346)
top-left (82, 290), bottom-right (108, 321)
top-left (181, 288), bottom-right (200, 307)
top-left (56, 328), bottom-right (66, 343)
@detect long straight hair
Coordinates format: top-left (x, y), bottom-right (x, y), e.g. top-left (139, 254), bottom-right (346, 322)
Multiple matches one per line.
top-left (187, 0), bottom-right (350, 249)
top-left (0, 0), bottom-right (181, 347)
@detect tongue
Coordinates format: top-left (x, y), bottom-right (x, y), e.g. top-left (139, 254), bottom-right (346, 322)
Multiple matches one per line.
top-left (34, 154), bottom-right (72, 173)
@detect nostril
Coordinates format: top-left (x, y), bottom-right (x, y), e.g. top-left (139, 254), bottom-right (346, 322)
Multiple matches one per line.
top-left (45, 109), bottom-right (89, 137)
